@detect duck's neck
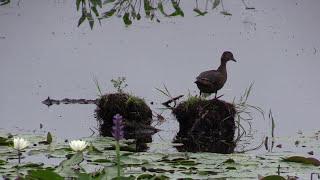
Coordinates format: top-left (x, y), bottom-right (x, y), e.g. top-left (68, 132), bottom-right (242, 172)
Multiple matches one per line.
top-left (217, 60), bottom-right (227, 74)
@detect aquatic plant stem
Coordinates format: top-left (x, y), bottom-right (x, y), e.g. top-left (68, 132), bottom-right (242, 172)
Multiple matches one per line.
top-left (116, 140), bottom-right (121, 178)
top-left (18, 150), bottom-right (21, 164)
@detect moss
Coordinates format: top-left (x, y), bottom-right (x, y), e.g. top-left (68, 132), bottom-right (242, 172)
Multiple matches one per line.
top-left (172, 97), bottom-right (236, 153)
top-left (126, 95), bottom-right (145, 106)
top-left (183, 96), bottom-right (204, 112)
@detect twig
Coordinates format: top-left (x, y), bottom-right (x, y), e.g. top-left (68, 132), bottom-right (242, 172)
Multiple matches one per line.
top-left (89, 127), bottom-right (96, 137)
top-left (162, 95), bottom-right (184, 108)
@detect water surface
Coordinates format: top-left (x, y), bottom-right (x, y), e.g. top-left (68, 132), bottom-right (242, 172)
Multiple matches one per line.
top-left (1, 0), bottom-right (319, 152)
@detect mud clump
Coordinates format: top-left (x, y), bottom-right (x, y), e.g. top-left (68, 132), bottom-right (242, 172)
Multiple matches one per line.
top-left (172, 97), bottom-right (236, 153)
top-left (95, 93), bottom-right (157, 144)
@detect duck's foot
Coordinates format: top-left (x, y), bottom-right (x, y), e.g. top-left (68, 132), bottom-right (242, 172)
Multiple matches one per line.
top-left (214, 94), bottom-right (224, 99)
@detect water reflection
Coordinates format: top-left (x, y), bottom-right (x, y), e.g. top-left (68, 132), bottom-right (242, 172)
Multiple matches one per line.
top-left (174, 135), bottom-right (235, 153)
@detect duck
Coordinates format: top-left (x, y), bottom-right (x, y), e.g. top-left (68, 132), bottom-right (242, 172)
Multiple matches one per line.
top-left (195, 51), bottom-right (236, 98)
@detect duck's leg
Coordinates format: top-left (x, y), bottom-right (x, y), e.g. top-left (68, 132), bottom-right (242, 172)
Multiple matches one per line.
top-left (214, 90), bottom-right (217, 99)
top-left (215, 91), bottom-right (224, 99)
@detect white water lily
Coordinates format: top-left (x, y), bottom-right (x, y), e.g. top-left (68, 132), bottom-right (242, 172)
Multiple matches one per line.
top-left (69, 140), bottom-right (88, 152)
top-left (13, 137), bottom-right (29, 151)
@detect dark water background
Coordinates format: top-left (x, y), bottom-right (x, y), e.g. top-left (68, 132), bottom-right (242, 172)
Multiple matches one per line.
top-left (1, 0), bottom-right (320, 153)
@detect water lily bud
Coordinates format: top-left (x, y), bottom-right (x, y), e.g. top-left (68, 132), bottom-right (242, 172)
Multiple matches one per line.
top-left (13, 137), bottom-right (29, 151)
top-left (69, 140), bottom-right (88, 152)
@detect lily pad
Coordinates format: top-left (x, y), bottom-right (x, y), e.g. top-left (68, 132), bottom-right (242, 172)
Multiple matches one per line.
top-left (282, 156), bottom-right (320, 166)
top-left (0, 136), bottom-right (12, 146)
top-left (260, 175), bottom-right (286, 180)
top-left (0, 159), bottom-right (7, 165)
top-left (26, 169), bottom-right (64, 180)
top-left (55, 152), bottom-right (84, 177)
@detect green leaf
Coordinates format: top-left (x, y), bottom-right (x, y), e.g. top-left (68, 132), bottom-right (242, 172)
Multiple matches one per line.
top-left (101, 9), bottom-right (116, 18)
top-left (96, 0), bottom-right (102, 8)
top-left (46, 132), bottom-right (53, 144)
top-left (158, 2), bottom-right (168, 17)
top-left (212, 0), bottom-right (220, 9)
top-left (26, 169), bottom-right (64, 180)
top-left (169, 0), bottom-right (184, 17)
top-left (136, 13), bottom-right (141, 20)
top-left (143, 0), bottom-right (152, 17)
top-left (193, 8), bottom-right (208, 16)
top-left (87, 12), bottom-right (94, 29)
top-left (0, 0), bottom-right (10, 6)
top-left (90, 0), bottom-right (97, 7)
top-left (123, 13), bottom-right (132, 25)
top-left (78, 8), bottom-right (87, 27)
top-left (78, 15), bottom-right (86, 27)
top-left (91, 6), bottom-right (99, 17)
top-left (76, 0), bottom-right (81, 11)
top-left (220, 11), bottom-right (232, 16)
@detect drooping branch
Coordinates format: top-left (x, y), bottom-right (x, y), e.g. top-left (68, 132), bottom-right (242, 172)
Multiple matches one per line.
top-left (0, 0), bottom-right (255, 28)
top-left (75, 0), bottom-right (254, 28)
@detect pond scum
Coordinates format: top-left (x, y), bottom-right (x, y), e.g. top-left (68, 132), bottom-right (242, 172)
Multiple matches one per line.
top-left (1, 81), bottom-right (320, 179)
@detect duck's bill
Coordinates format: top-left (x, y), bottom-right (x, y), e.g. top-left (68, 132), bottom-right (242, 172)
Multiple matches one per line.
top-left (231, 58), bottom-right (237, 62)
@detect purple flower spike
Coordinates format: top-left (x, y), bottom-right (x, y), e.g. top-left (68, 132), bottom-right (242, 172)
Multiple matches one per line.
top-left (112, 114), bottom-right (124, 141)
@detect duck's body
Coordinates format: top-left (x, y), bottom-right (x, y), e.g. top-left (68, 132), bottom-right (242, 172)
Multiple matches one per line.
top-left (195, 51), bottom-right (236, 97)
top-left (195, 69), bottom-right (227, 94)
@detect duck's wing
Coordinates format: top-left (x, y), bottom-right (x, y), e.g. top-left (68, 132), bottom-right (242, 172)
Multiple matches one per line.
top-left (196, 70), bottom-right (223, 84)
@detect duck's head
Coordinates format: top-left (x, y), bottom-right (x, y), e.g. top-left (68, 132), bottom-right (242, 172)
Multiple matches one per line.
top-left (221, 51), bottom-right (236, 62)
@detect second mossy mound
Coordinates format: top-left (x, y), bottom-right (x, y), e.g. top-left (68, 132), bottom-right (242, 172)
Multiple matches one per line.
top-left (172, 96), bottom-right (236, 153)
top-left (95, 93), bottom-right (157, 141)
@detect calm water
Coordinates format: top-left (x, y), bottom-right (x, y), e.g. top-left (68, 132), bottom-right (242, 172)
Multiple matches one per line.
top-left (1, 0), bottom-right (320, 152)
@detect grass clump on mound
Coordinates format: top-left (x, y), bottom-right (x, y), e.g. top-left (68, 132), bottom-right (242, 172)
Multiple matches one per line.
top-left (173, 96), bottom-right (236, 139)
top-left (172, 95), bottom-right (236, 153)
top-left (95, 93), bottom-right (154, 137)
top-left (94, 77), bottom-right (156, 141)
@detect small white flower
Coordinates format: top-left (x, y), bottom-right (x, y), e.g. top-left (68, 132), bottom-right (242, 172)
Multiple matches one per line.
top-left (13, 137), bottom-right (29, 151)
top-left (69, 140), bottom-right (88, 152)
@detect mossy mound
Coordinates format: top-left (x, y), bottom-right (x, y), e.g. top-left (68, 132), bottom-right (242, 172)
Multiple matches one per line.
top-left (95, 93), bottom-right (156, 140)
top-left (172, 97), bottom-right (236, 153)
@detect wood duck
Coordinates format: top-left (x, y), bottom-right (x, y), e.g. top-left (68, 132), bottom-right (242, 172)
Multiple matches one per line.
top-left (195, 51), bottom-right (236, 98)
